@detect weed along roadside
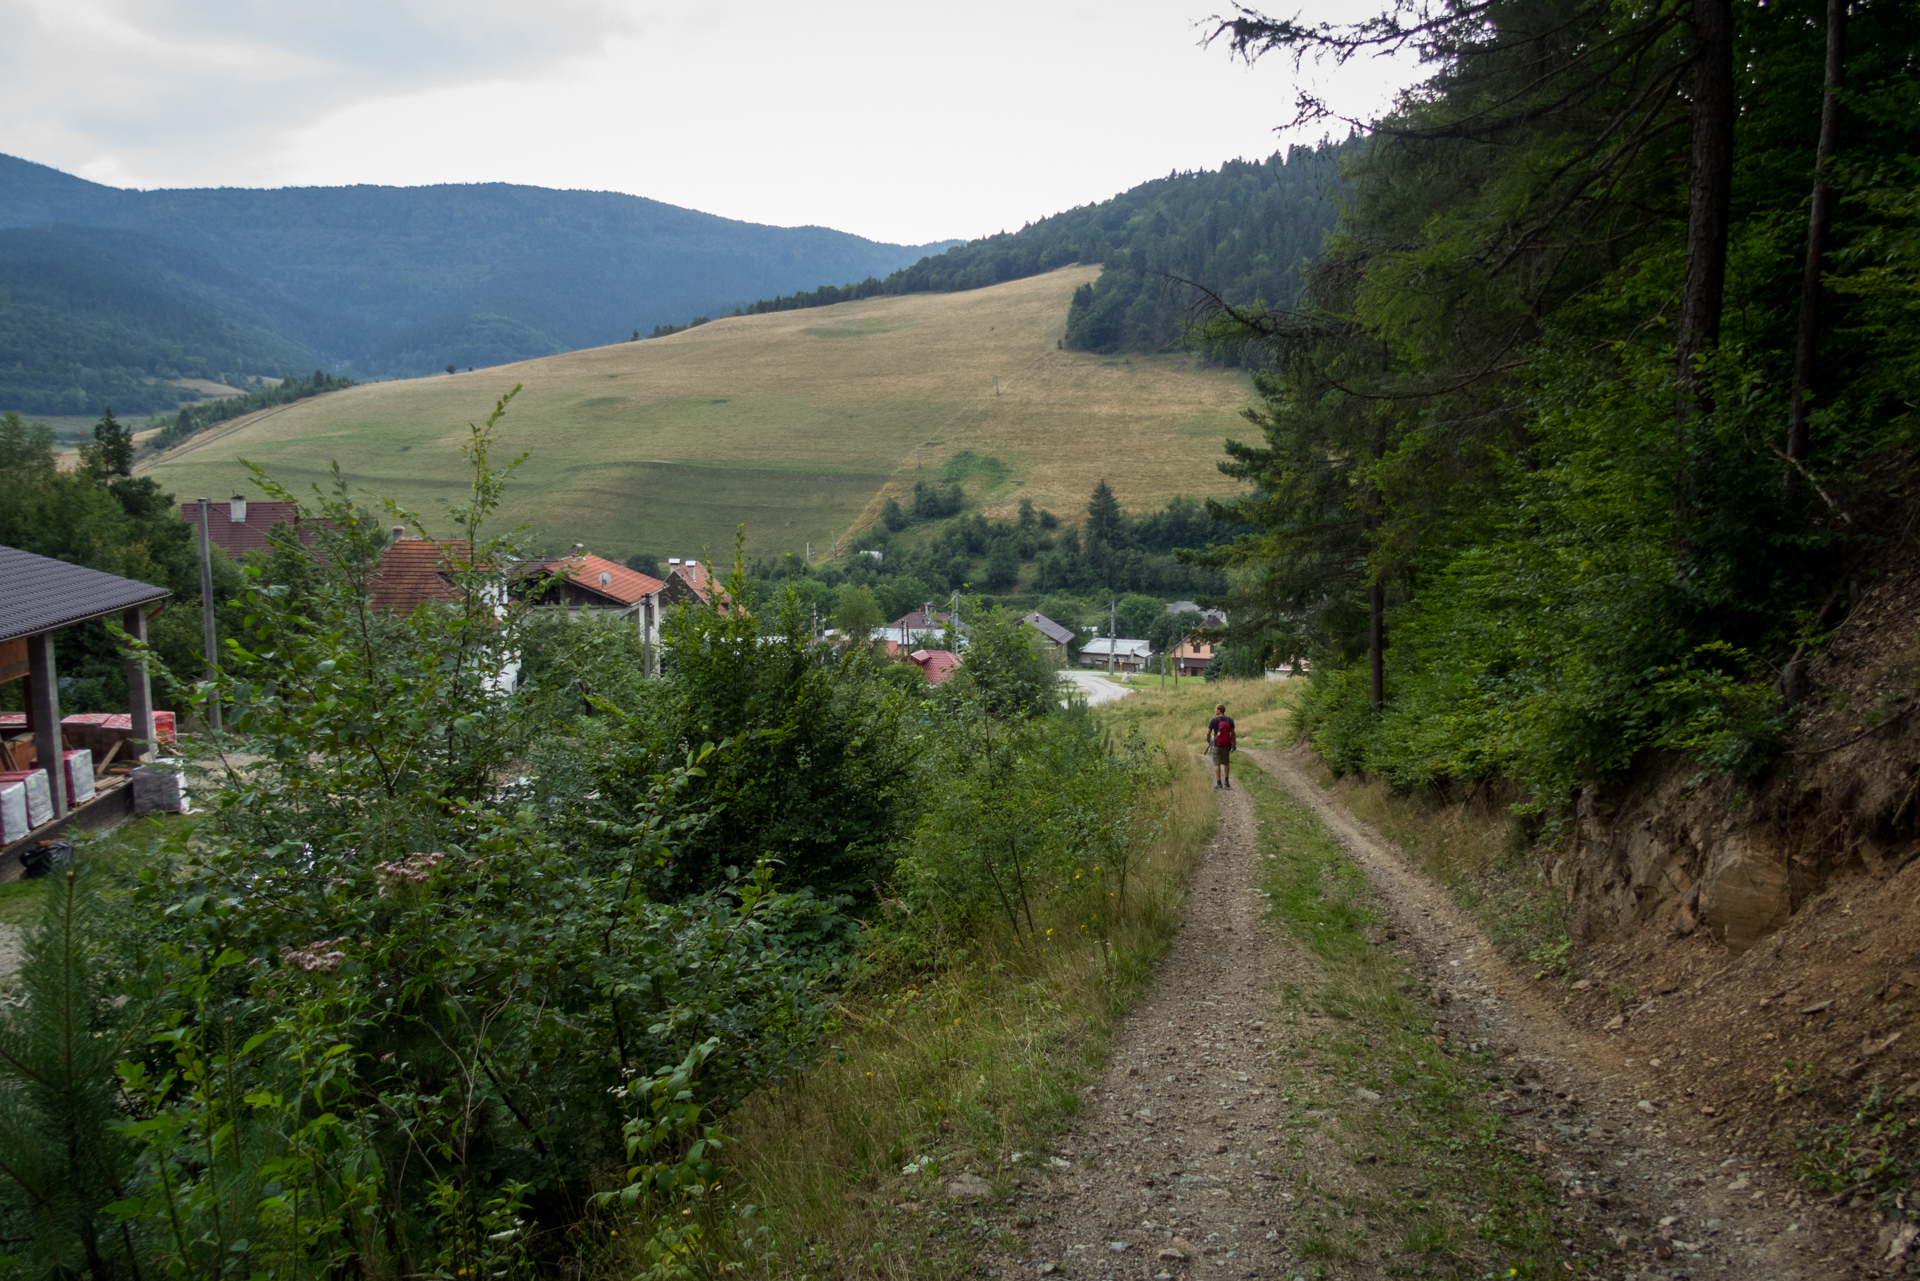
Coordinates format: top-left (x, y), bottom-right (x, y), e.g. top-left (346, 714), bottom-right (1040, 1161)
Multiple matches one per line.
top-left (708, 681), bottom-right (1249, 1278)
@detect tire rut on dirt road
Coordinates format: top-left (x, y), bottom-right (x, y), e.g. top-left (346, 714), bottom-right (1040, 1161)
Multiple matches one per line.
top-left (993, 778), bottom-right (1333, 1279)
top-left (990, 746), bottom-right (1875, 1280)
top-left (1250, 746), bottom-right (1872, 1281)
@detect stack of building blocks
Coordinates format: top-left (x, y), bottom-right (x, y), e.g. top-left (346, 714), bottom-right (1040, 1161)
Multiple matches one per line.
top-left (63, 750), bottom-right (96, 803)
top-left (0, 768), bottom-right (53, 839)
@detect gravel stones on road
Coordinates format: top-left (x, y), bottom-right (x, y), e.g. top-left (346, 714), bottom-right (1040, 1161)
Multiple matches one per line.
top-left (995, 783), bottom-right (1333, 1279)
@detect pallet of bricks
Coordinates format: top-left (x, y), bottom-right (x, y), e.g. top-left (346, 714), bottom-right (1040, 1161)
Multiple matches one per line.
top-left (0, 710), bottom-right (180, 842)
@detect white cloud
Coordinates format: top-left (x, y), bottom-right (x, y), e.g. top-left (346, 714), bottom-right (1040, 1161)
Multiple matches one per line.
top-left (2, 0), bottom-right (1421, 242)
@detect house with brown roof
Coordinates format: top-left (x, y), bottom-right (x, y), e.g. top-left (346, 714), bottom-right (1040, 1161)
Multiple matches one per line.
top-left (884, 605), bottom-right (953, 648)
top-left (907, 649), bottom-right (961, 684)
top-left (524, 551), bottom-right (670, 665)
top-left (178, 496), bottom-right (325, 559)
top-left (370, 533), bottom-right (467, 612)
top-left (660, 558), bottom-right (735, 611)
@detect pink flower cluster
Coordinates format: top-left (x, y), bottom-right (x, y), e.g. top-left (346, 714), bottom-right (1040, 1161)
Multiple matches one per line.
top-left (281, 938), bottom-right (351, 974)
top-left (372, 851), bottom-right (445, 896)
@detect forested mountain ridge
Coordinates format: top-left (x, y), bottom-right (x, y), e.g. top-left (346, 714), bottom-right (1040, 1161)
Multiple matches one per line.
top-left (691, 144), bottom-right (1349, 355)
top-left (0, 153), bottom-right (954, 411)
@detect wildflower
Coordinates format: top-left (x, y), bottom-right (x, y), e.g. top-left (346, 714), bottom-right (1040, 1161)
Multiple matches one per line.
top-left (372, 851), bottom-right (445, 896)
top-left (280, 937), bottom-right (350, 973)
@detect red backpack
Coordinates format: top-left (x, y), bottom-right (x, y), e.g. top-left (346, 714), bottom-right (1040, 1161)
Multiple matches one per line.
top-left (1214, 718), bottom-right (1235, 750)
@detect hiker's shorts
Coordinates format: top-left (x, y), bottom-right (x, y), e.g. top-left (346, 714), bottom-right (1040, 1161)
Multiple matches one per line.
top-left (1211, 743), bottom-right (1233, 766)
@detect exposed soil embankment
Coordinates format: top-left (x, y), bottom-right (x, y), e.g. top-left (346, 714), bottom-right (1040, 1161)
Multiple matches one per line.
top-left (1550, 515), bottom-right (1920, 1215)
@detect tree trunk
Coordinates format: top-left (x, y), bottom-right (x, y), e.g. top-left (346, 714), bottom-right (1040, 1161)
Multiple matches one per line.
top-left (1786, 0), bottom-right (1847, 504)
top-left (1369, 581), bottom-right (1386, 711)
top-left (1676, 0), bottom-right (1737, 409)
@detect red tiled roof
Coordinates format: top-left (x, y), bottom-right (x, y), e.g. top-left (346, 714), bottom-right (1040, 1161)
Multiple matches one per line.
top-left (533, 553), bottom-right (665, 606)
top-left (177, 500), bottom-right (324, 558)
top-left (908, 649), bottom-right (961, 684)
top-left (665, 561), bottom-right (737, 611)
top-left (371, 538), bottom-right (467, 612)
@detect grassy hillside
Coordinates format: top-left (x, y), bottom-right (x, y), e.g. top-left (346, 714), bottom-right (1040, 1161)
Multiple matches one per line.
top-left (136, 266), bottom-right (1253, 561)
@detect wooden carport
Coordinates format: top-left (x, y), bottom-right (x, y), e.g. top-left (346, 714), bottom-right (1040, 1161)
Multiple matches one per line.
top-left (0, 545), bottom-right (168, 821)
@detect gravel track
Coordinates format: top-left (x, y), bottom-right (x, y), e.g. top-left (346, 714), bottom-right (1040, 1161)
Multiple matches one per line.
top-left (989, 747), bottom-right (1875, 1279)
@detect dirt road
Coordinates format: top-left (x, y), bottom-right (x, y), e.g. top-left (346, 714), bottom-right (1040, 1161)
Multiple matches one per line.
top-left (993, 747), bottom-right (1874, 1279)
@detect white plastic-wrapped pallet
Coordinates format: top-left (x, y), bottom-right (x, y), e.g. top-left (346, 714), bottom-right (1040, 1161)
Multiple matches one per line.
top-left (0, 776), bottom-right (27, 843)
top-left (63, 750), bottom-right (96, 804)
top-left (132, 763), bottom-right (187, 815)
top-left (0, 769), bottom-right (52, 828)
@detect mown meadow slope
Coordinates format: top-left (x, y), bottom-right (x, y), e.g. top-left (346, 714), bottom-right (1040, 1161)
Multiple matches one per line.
top-left (135, 266), bottom-right (1254, 559)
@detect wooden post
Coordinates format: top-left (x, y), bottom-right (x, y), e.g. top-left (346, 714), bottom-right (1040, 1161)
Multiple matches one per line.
top-left (124, 605), bottom-right (155, 761)
top-left (26, 631), bottom-right (68, 818)
top-left (196, 498), bottom-right (222, 732)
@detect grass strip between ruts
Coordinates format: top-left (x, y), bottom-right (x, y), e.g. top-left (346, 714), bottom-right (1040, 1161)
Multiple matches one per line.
top-left (1238, 760), bottom-right (1582, 1280)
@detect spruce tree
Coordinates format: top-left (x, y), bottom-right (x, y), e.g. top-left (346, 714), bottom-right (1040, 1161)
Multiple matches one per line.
top-left (88, 408), bottom-right (134, 479)
top-left (0, 871), bottom-right (148, 1280)
top-left (1086, 480), bottom-right (1123, 548)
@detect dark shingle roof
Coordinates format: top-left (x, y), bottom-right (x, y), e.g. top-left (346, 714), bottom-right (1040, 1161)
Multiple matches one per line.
top-left (0, 546), bottom-right (170, 643)
top-left (1021, 612), bottom-right (1074, 645)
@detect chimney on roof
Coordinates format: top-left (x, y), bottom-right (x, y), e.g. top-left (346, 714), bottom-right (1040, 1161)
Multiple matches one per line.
top-left (686, 560), bottom-right (698, 567)
top-left (392, 526), bottom-right (406, 542)
top-left (572, 543), bottom-right (585, 553)
top-left (668, 557), bottom-right (682, 566)
top-left (229, 494), bottom-right (246, 523)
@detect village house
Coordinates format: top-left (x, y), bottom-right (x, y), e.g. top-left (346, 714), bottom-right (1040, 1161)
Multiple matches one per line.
top-left (1078, 637), bottom-right (1151, 673)
top-left (1170, 638), bottom-right (1217, 676)
top-left (906, 648), bottom-right (961, 684)
top-left (1019, 612), bottom-right (1073, 663)
top-left (177, 495), bottom-right (325, 558)
top-left (660, 558), bottom-right (733, 611)
top-left (882, 605), bottom-right (957, 649)
top-left (524, 550), bottom-right (667, 660)
top-left (371, 531), bottom-right (468, 612)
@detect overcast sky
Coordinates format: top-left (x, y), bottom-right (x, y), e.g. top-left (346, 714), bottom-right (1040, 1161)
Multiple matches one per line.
top-left (2, 0), bottom-right (1422, 246)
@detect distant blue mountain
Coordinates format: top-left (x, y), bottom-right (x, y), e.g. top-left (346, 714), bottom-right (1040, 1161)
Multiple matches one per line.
top-left (0, 154), bottom-right (956, 412)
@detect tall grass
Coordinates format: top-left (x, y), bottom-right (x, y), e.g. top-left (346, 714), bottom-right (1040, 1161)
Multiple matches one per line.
top-left (709, 680), bottom-right (1278, 1278)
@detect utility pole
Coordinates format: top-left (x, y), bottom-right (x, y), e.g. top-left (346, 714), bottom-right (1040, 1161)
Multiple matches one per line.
top-left (1107, 598), bottom-right (1116, 676)
top-left (993, 375), bottom-right (1000, 397)
top-left (805, 541), bottom-right (811, 565)
top-left (195, 498), bottom-right (222, 732)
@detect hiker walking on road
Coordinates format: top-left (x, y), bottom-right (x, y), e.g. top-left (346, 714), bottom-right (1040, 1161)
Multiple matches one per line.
top-left (1207, 703), bottom-right (1235, 789)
